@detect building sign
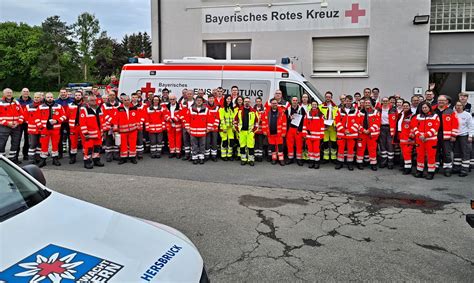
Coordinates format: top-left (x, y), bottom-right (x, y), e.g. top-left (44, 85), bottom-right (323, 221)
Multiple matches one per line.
top-left (202, 0), bottom-right (370, 33)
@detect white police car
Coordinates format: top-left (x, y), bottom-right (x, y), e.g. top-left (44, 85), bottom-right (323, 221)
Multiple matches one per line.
top-left (0, 156), bottom-right (209, 282)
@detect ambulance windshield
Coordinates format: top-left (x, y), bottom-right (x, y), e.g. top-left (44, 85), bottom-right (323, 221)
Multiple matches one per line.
top-left (304, 81), bottom-right (324, 102)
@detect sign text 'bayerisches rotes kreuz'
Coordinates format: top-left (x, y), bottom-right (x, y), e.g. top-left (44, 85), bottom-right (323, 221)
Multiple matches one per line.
top-left (201, 0), bottom-right (370, 33)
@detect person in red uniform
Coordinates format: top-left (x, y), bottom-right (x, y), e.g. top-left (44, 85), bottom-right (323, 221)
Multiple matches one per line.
top-left (101, 91), bottom-right (120, 162)
top-left (286, 97), bottom-right (307, 166)
top-left (395, 101), bottom-right (416, 175)
top-left (303, 101), bottom-right (325, 169)
top-left (17, 88), bottom-right (32, 161)
top-left (79, 93), bottom-right (106, 169)
top-left (411, 101), bottom-right (440, 180)
top-left (67, 91), bottom-right (84, 164)
top-left (92, 87), bottom-right (104, 106)
top-left (434, 95), bottom-right (459, 176)
top-left (165, 94), bottom-right (183, 159)
top-left (24, 92), bottom-right (42, 164)
top-left (185, 96), bottom-right (211, 164)
top-left (205, 95), bottom-right (220, 161)
top-left (113, 95), bottom-right (140, 165)
top-left (356, 98), bottom-right (381, 171)
top-left (262, 98), bottom-right (287, 166)
top-left (180, 89), bottom-right (195, 160)
top-left (215, 87), bottom-right (225, 108)
top-left (37, 92), bottom-right (66, 167)
top-left (106, 75), bottom-right (119, 93)
top-left (145, 95), bottom-right (167, 158)
top-left (56, 88), bottom-right (73, 159)
top-left (131, 92), bottom-right (146, 159)
top-left (335, 95), bottom-right (359, 170)
top-left (0, 88), bottom-right (24, 164)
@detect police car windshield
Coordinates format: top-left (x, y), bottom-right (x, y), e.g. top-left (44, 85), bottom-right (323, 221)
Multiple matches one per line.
top-left (0, 160), bottom-right (48, 222)
top-left (304, 81), bottom-right (324, 102)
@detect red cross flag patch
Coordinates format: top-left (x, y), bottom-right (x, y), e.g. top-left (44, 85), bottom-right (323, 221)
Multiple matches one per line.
top-left (446, 116), bottom-right (451, 121)
top-left (428, 122), bottom-right (432, 126)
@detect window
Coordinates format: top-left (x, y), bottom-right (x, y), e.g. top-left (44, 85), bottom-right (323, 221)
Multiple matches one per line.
top-left (465, 72), bottom-right (474, 91)
top-left (430, 0), bottom-right (474, 32)
top-left (279, 81), bottom-right (305, 103)
top-left (312, 37), bottom-right (368, 77)
top-left (204, 41), bottom-right (251, 59)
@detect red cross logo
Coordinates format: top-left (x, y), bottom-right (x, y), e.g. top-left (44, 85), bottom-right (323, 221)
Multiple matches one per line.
top-left (37, 260), bottom-right (66, 277)
top-left (141, 82), bottom-right (156, 94)
top-left (345, 3), bottom-right (366, 23)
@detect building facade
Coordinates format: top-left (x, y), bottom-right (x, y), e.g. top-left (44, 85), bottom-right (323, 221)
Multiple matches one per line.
top-left (151, 0), bottom-right (474, 102)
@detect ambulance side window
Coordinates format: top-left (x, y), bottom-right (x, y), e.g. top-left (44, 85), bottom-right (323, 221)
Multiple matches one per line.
top-left (279, 82), bottom-right (304, 103)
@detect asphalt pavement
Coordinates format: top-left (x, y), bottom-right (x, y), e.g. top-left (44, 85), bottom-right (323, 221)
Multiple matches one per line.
top-left (41, 155), bottom-right (473, 281)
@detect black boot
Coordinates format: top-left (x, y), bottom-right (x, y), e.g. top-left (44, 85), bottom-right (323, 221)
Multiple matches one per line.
top-left (169, 153), bottom-right (175, 159)
top-left (425, 172), bottom-right (434, 180)
top-left (286, 158), bottom-right (294, 165)
top-left (348, 163), bottom-right (354, 171)
top-left (93, 158), bottom-right (104, 167)
top-left (211, 156), bottom-right (217, 162)
top-left (314, 161), bottom-right (320, 169)
top-left (459, 170), bottom-right (468, 177)
top-left (193, 159), bottom-right (198, 165)
top-left (271, 160), bottom-right (277, 165)
top-left (444, 169), bottom-right (452, 177)
top-left (370, 165), bottom-right (378, 171)
top-left (130, 157), bottom-right (137, 164)
top-left (414, 170), bottom-right (424, 178)
top-left (403, 168), bottom-right (411, 175)
top-left (387, 161), bottom-right (394, 170)
top-left (279, 160), bottom-right (285, 166)
top-left (38, 158), bottom-right (47, 168)
top-left (357, 164), bottom-right (364, 170)
top-left (52, 157), bottom-right (61, 166)
top-left (335, 162), bottom-right (343, 170)
top-left (309, 161), bottom-right (315, 169)
top-left (118, 158), bottom-right (127, 165)
top-left (241, 160), bottom-right (246, 166)
top-left (249, 160), bottom-right (255, 166)
top-left (84, 159), bottom-right (93, 169)
top-left (296, 159), bottom-right (303, 166)
top-left (199, 159), bottom-right (205, 165)
top-left (69, 154), bottom-right (76, 164)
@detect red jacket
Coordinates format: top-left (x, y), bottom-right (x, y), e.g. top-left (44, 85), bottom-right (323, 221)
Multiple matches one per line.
top-left (336, 107), bottom-right (359, 139)
top-left (215, 96), bottom-right (225, 108)
top-left (145, 105), bottom-right (167, 133)
top-left (358, 109), bottom-right (381, 138)
top-left (165, 103), bottom-right (184, 131)
top-left (79, 105), bottom-right (106, 139)
top-left (24, 102), bottom-right (41, 134)
top-left (435, 107), bottom-right (459, 140)
top-left (36, 103), bottom-right (66, 132)
top-left (67, 101), bottom-right (83, 129)
top-left (206, 104), bottom-right (220, 132)
top-left (396, 111), bottom-right (415, 144)
top-left (113, 104), bottom-right (141, 133)
top-left (261, 108), bottom-right (287, 136)
top-left (101, 101), bottom-right (120, 132)
top-left (264, 99), bottom-right (290, 111)
top-left (0, 98), bottom-right (24, 126)
top-left (303, 109), bottom-right (324, 139)
top-left (254, 104), bottom-right (265, 135)
top-left (185, 106), bottom-right (211, 137)
top-left (410, 113), bottom-right (440, 142)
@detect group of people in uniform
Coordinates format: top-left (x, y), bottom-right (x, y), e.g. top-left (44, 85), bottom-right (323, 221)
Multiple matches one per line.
top-left (1, 85), bottom-right (473, 180)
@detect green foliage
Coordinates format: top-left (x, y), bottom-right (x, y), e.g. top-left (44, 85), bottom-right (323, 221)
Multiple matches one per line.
top-left (0, 13), bottom-right (152, 91)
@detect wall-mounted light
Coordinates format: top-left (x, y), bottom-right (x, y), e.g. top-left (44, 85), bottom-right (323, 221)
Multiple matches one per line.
top-left (413, 15), bottom-right (430, 25)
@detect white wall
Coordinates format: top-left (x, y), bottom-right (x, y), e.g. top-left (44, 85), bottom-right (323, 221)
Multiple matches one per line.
top-left (152, 0), bottom-right (431, 100)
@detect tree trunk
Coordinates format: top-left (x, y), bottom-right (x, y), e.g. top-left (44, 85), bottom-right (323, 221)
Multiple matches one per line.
top-left (84, 63), bottom-right (87, 81)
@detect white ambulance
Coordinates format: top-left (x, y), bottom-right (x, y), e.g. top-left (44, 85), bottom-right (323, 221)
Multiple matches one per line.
top-left (118, 57), bottom-right (324, 103)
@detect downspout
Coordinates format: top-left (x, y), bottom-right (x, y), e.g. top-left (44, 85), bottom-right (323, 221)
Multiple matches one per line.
top-left (158, 0), bottom-right (162, 63)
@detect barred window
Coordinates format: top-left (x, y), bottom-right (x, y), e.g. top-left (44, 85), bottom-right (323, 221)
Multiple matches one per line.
top-left (430, 0), bottom-right (474, 32)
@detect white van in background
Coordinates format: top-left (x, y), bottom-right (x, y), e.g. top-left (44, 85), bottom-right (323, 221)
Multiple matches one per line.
top-left (118, 57), bottom-right (324, 104)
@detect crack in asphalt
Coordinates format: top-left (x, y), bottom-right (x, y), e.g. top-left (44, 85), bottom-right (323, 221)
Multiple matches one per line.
top-left (414, 242), bottom-right (474, 266)
top-left (209, 191), bottom-right (465, 281)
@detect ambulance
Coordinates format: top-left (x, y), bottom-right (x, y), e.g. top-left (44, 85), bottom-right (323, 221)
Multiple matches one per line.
top-left (118, 57), bottom-right (325, 103)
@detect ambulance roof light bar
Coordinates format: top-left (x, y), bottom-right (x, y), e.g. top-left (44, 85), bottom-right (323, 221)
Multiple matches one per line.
top-left (163, 58), bottom-right (278, 65)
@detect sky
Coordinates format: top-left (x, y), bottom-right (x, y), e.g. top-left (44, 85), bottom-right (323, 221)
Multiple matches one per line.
top-left (0, 0), bottom-right (151, 40)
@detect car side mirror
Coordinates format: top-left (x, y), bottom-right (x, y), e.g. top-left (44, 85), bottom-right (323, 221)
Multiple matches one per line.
top-left (21, 164), bottom-right (46, 186)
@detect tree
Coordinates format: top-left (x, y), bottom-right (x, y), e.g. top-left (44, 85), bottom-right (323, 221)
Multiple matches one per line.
top-left (92, 31), bottom-right (128, 83)
top-left (73, 12), bottom-right (100, 81)
top-left (122, 32), bottom-right (152, 58)
top-left (39, 16), bottom-right (79, 88)
top-left (0, 22), bottom-right (45, 90)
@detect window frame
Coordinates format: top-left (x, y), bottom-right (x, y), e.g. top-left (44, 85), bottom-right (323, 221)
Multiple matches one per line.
top-left (310, 36), bottom-right (370, 78)
top-left (203, 40), bottom-right (251, 60)
top-left (430, 0), bottom-right (474, 33)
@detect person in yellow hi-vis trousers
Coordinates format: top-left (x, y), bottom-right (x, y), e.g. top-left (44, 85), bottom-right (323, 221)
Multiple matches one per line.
top-left (234, 97), bottom-right (259, 166)
top-left (219, 95), bottom-right (235, 161)
top-left (319, 91), bottom-right (339, 163)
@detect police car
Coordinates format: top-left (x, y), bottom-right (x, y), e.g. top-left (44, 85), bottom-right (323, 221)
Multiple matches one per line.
top-left (0, 155), bottom-right (209, 282)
